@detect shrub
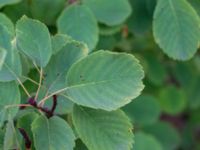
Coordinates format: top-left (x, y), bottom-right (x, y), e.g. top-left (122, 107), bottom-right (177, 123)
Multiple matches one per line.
top-left (0, 0), bottom-right (200, 149)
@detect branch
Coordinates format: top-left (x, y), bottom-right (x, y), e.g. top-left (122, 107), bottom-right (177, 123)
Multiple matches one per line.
top-left (21, 76), bottom-right (39, 85)
top-left (17, 78), bottom-right (31, 98)
top-left (28, 96), bottom-right (57, 118)
top-left (35, 68), bottom-right (43, 101)
top-left (5, 104), bottom-right (32, 109)
top-left (38, 87), bottom-right (69, 106)
top-left (18, 128), bottom-right (31, 149)
top-left (68, 0), bottom-right (77, 4)
top-left (51, 95), bottom-right (57, 113)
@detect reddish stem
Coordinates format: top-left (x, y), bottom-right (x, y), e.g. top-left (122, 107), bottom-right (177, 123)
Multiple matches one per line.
top-left (45, 95), bottom-right (58, 118)
top-left (18, 128), bottom-right (31, 149)
top-left (51, 95), bottom-right (57, 113)
top-left (28, 97), bottom-right (37, 107)
top-left (68, 0), bottom-right (77, 4)
top-left (24, 96), bottom-right (58, 118)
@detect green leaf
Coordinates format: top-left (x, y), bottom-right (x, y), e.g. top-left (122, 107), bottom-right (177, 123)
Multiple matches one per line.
top-left (0, 47), bottom-right (7, 70)
top-left (82, 0), bottom-right (132, 26)
top-left (30, 0), bottom-right (65, 25)
top-left (17, 111), bottom-right (39, 150)
top-left (74, 139), bottom-right (88, 150)
top-left (0, 130), bottom-right (4, 149)
top-left (3, 0), bottom-right (31, 23)
top-left (99, 24), bottom-right (122, 36)
top-left (187, 78), bottom-right (200, 109)
top-left (172, 62), bottom-right (197, 88)
top-left (51, 34), bottom-right (89, 54)
top-left (32, 86), bottom-right (74, 115)
top-left (51, 34), bottom-right (71, 54)
top-left (57, 5), bottom-right (98, 51)
top-left (96, 35), bottom-right (117, 50)
top-left (31, 115), bottom-right (75, 150)
top-left (0, 25), bottom-right (22, 81)
top-left (153, 0), bottom-right (200, 60)
top-left (144, 121), bottom-right (181, 150)
top-left (0, 13), bottom-right (14, 33)
top-left (171, 61), bottom-right (200, 109)
top-left (133, 132), bottom-right (163, 150)
top-left (44, 95), bottom-right (74, 115)
top-left (158, 86), bottom-right (187, 115)
top-left (127, 0), bottom-right (156, 34)
top-left (181, 124), bottom-right (196, 150)
top-left (44, 39), bottom-right (88, 93)
top-left (72, 105), bottom-right (133, 150)
top-left (193, 55), bottom-right (200, 73)
top-left (0, 108), bottom-right (8, 128)
top-left (4, 119), bottom-right (21, 150)
top-left (16, 16), bottom-right (52, 67)
top-left (66, 50), bottom-right (144, 111)
top-left (123, 95), bottom-right (161, 125)
top-left (19, 53), bottom-right (33, 78)
top-left (17, 112), bottom-right (39, 135)
top-left (0, 82), bottom-right (20, 127)
top-left (0, 0), bottom-right (21, 8)
top-left (189, 0), bottom-right (200, 16)
top-left (144, 53), bottom-right (167, 86)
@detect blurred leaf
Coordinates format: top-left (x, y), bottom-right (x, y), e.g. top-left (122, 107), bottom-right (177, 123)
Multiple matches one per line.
top-left (158, 86), bottom-right (187, 115)
top-left (0, 13), bottom-right (15, 33)
top-left (82, 0), bottom-right (132, 26)
top-left (74, 139), bottom-right (88, 150)
top-left (181, 123), bottom-right (197, 150)
top-left (99, 24), bottom-right (122, 36)
top-left (57, 5), bottom-right (98, 51)
top-left (144, 54), bottom-right (167, 86)
top-left (72, 105), bottom-right (133, 150)
top-left (96, 35), bottom-right (117, 50)
top-left (30, 0), bottom-right (65, 25)
top-left (0, 0), bottom-right (21, 8)
top-left (187, 78), bottom-right (200, 109)
top-left (153, 0), bottom-right (200, 60)
top-left (0, 129), bottom-right (4, 149)
top-left (144, 121), bottom-right (181, 150)
top-left (172, 62), bottom-right (198, 88)
top-left (133, 132), bottom-right (163, 150)
top-left (171, 62), bottom-right (200, 109)
top-left (128, 0), bottom-right (156, 35)
top-left (189, 0), bottom-right (200, 16)
top-left (123, 95), bottom-right (161, 125)
top-left (3, 0), bottom-right (31, 23)
top-left (193, 55), bottom-right (200, 73)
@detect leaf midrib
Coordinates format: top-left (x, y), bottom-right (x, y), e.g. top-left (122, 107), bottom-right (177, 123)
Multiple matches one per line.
top-left (68, 76), bottom-right (140, 89)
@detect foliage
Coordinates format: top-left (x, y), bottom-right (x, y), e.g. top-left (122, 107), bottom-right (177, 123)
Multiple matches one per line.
top-left (0, 0), bottom-right (200, 149)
